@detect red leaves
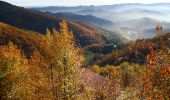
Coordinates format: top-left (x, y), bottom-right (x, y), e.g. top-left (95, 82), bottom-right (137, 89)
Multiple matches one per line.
top-left (144, 84), bottom-right (149, 93)
top-left (146, 48), bottom-right (158, 65)
top-left (155, 25), bottom-right (163, 31)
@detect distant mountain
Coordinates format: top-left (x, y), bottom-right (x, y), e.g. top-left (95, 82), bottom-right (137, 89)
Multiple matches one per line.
top-left (119, 17), bottom-right (164, 30)
top-left (122, 8), bottom-right (162, 15)
top-left (34, 3), bottom-right (170, 13)
top-left (0, 1), bottom-right (117, 47)
top-left (33, 3), bottom-right (170, 40)
top-left (114, 17), bottom-right (170, 39)
top-left (33, 5), bottom-right (98, 13)
top-left (51, 12), bottom-right (114, 28)
top-left (33, 3), bottom-right (170, 22)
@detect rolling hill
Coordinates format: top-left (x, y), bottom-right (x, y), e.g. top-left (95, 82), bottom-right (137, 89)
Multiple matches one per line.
top-left (47, 12), bottom-right (126, 44)
top-left (0, 1), bottom-right (122, 47)
top-left (112, 17), bottom-right (170, 40)
top-left (34, 3), bottom-right (170, 40)
top-left (34, 3), bottom-right (170, 22)
top-left (52, 12), bottom-right (114, 28)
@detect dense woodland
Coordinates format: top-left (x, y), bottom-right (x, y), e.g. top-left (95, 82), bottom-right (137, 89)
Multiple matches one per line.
top-left (0, 1), bottom-right (169, 100)
top-left (0, 20), bottom-right (169, 100)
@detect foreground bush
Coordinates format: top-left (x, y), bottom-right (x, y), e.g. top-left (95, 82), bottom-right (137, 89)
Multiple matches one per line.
top-left (97, 48), bottom-right (170, 99)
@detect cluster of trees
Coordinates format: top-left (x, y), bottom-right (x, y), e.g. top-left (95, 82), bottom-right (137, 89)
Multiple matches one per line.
top-left (0, 20), bottom-right (169, 99)
top-left (95, 32), bottom-right (170, 66)
top-left (0, 20), bottom-right (123, 100)
top-left (91, 48), bottom-right (170, 99)
top-left (0, 20), bottom-right (93, 99)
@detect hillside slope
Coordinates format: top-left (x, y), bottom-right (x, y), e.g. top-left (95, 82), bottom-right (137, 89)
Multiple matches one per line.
top-left (0, 1), bottom-right (110, 46)
top-left (0, 22), bottom-right (43, 56)
top-left (95, 33), bottom-right (170, 66)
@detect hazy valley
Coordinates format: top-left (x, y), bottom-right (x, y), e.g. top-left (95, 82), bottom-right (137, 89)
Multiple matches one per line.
top-left (34, 3), bottom-right (170, 40)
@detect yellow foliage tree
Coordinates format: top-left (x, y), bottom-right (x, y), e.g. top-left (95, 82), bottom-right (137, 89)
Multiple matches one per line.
top-left (0, 42), bottom-right (32, 99)
top-left (40, 20), bottom-right (84, 99)
top-left (90, 65), bottom-right (100, 74)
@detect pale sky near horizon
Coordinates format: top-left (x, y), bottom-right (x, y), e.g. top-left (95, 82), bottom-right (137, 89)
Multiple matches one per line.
top-left (2, 0), bottom-right (170, 7)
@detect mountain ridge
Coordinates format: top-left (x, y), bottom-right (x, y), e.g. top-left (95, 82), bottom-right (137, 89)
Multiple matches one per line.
top-left (52, 12), bottom-right (114, 27)
top-left (31, 3), bottom-right (170, 8)
top-left (0, 1), bottom-right (113, 46)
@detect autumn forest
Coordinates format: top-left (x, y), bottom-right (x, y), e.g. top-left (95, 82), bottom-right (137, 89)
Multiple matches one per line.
top-left (0, 0), bottom-right (170, 100)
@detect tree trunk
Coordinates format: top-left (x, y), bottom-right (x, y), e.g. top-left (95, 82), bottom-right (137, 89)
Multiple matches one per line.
top-left (50, 66), bottom-right (56, 100)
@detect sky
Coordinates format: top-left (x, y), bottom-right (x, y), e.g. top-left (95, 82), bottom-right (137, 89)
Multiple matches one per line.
top-left (2, 0), bottom-right (170, 7)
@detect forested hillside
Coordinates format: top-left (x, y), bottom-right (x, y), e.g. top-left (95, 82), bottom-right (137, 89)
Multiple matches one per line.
top-left (0, 1), bottom-right (103, 46)
top-left (0, 1), bottom-right (169, 100)
top-left (0, 20), bottom-right (110, 99)
top-left (0, 22), bottom-right (43, 56)
top-left (0, 20), bottom-right (169, 100)
top-left (95, 32), bottom-right (170, 66)
top-left (0, 1), bottom-right (125, 47)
